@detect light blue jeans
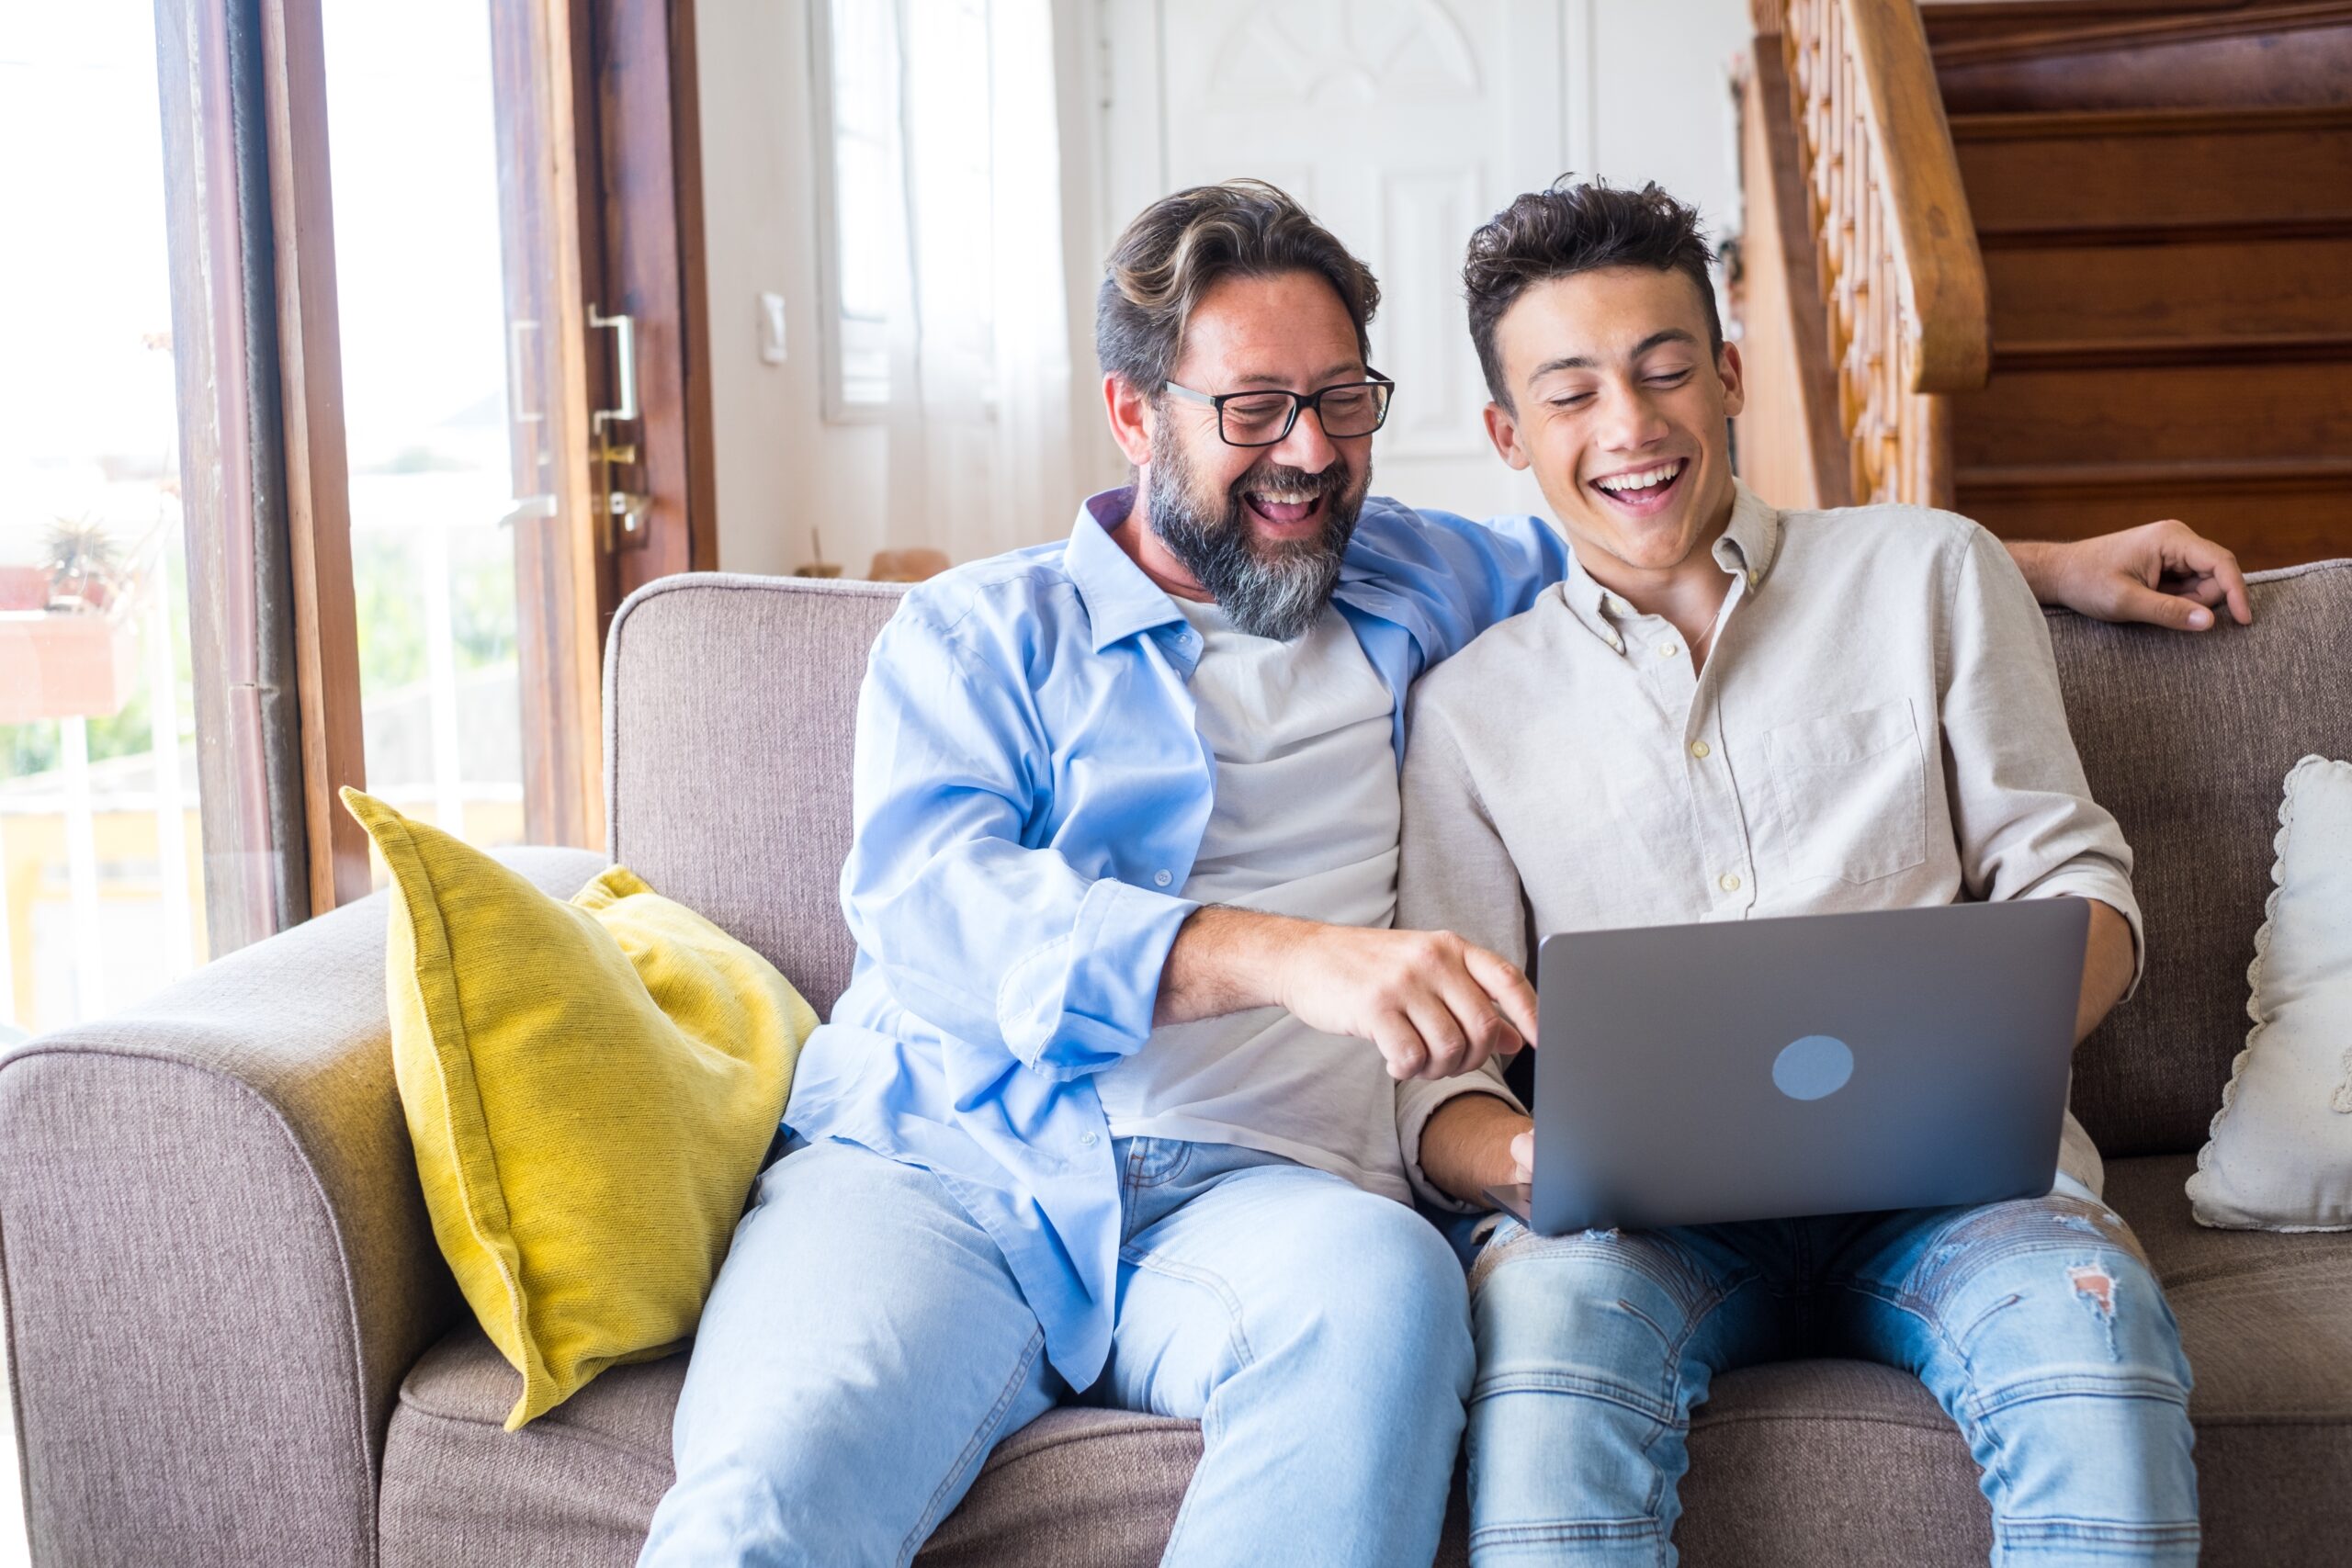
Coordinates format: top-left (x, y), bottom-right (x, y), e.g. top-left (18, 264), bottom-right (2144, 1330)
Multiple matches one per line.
top-left (1466, 1194), bottom-right (2199, 1566)
top-left (639, 1135), bottom-right (1476, 1567)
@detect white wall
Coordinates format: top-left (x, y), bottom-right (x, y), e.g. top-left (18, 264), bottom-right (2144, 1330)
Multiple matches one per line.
top-left (1582, 0), bottom-right (1755, 248)
top-left (692, 0), bottom-right (1757, 572)
top-left (694, 0), bottom-right (887, 578)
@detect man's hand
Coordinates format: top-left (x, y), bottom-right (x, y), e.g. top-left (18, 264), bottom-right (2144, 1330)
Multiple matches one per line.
top-left (1278, 923), bottom-right (1538, 1081)
top-left (1158, 908), bottom-right (1537, 1081)
top-left (2011, 521), bottom-right (2253, 632)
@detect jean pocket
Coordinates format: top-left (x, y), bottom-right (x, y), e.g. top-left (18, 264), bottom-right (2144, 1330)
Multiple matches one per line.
top-left (1761, 698), bottom-right (1929, 886)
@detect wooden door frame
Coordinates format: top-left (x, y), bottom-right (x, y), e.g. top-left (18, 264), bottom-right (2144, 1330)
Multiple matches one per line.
top-left (219, 0), bottom-right (715, 889)
top-left (255, 0), bottom-right (372, 911)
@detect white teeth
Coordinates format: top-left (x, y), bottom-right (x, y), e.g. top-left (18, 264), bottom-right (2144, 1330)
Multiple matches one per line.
top-left (1594, 460), bottom-right (1684, 494)
top-left (1250, 491), bottom-right (1317, 505)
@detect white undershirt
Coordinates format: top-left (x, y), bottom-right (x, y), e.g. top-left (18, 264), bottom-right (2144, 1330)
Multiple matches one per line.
top-left (1093, 598), bottom-right (1413, 1200)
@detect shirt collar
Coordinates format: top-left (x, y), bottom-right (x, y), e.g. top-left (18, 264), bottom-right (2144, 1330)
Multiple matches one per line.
top-left (1711, 479), bottom-right (1782, 589)
top-left (1068, 489), bottom-right (1189, 653)
top-left (1555, 479), bottom-right (1783, 652)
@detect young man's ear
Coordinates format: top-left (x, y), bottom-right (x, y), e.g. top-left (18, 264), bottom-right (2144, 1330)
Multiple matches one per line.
top-left (1482, 400), bottom-right (1532, 472)
top-left (1716, 342), bottom-right (1746, 421)
top-left (1103, 373), bottom-right (1156, 467)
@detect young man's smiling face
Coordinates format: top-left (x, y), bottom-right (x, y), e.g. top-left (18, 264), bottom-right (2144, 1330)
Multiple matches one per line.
top-left (1481, 264), bottom-right (1745, 583)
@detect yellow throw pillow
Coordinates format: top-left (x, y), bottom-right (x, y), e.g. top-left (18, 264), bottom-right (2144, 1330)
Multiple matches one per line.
top-left (341, 788), bottom-right (813, 1429)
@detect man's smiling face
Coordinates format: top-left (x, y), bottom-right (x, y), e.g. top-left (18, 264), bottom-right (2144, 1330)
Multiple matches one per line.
top-left (1481, 265), bottom-right (1744, 580)
top-left (1136, 269), bottom-right (1375, 638)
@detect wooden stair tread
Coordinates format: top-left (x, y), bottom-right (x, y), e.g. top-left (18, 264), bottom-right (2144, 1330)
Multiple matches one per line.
top-left (1955, 111), bottom-right (2352, 229)
top-left (1984, 234), bottom-right (2352, 340)
top-left (1949, 100), bottom-right (2352, 138)
top-left (1958, 456), bottom-right (2352, 488)
top-left (1992, 332), bottom-right (2352, 368)
top-left (1977, 213), bottom-right (2352, 246)
top-left (1923, 0), bottom-right (2276, 36)
top-left (1951, 358), bottom-right (2352, 466)
top-left (1932, 0), bottom-right (2352, 67)
top-left (1933, 6), bottom-right (2352, 115)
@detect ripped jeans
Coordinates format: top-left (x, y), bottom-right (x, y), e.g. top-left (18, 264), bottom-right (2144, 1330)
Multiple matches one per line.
top-left (1466, 1195), bottom-right (2199, 1566)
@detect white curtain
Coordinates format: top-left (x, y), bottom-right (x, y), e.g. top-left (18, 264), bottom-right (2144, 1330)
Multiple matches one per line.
top-left (881, 0), bottom-right (1078, 567)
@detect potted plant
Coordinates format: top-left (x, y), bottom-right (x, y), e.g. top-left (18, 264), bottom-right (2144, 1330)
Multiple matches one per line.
top-left (44, 515), bottom-right (120, 613)
top-left (0, 518), bottom-right (141, 724)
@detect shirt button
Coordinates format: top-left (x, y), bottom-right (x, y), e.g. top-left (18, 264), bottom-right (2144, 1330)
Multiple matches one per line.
top-left (1719, 873), bottom-right (1742, 893)
top-left (1153, 870), bottom-right (1172, 886)
top-left (1657, 643), bottom-right (1680, 660)
top-left (1080, 1131), bottom-right (1100, 1147)
top-left (1607, 596), bottom-right (1632, 616)
top-left (1690, 739), bottom-right (1712, 759)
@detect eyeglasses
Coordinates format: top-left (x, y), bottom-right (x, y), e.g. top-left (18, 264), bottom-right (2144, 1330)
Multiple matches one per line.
top-left (1161, 371), bottom-right (1395, 447)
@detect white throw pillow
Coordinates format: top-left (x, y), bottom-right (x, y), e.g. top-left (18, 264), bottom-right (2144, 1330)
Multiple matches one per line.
top-left (2188, 755), bottom-right (2352, 1230)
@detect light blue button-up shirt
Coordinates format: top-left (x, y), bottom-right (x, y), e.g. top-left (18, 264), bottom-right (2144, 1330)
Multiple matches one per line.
top-left (781, 488), bottom-right (1570, 1385)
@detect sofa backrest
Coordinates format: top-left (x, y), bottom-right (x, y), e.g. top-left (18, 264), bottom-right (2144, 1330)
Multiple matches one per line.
top-left (2049, 558), bottom-right (2352, 1156)
top-left (605, 558), bottom-right (2352, 1160)
top-left (605, 573), bottom-right (906, 1019)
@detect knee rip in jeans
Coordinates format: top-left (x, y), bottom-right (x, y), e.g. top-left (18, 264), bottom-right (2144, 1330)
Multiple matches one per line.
top-left (1907, 1198), bottom-right (2145, 1297)
top-left (2067, 1262), bottom-right (2122, 1360)
top-left (1961, 1257), bottom-right (2135, 1364)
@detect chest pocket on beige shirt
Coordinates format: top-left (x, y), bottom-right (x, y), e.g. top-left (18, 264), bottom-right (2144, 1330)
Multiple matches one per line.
top-left (1758, 698), bottom-right (1929, 886)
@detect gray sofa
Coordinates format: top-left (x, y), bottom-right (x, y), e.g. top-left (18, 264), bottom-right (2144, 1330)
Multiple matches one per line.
top-left (5, 560), bottom-right (2350, 1567)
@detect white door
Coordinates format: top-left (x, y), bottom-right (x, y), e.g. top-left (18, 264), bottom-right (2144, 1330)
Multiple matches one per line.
top-left (1101, 0), bottom-right (1576, 520)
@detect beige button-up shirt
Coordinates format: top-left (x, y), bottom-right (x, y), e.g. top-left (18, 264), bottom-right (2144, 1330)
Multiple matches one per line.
top-left (1395, 482), bottom-right (2140, 1203)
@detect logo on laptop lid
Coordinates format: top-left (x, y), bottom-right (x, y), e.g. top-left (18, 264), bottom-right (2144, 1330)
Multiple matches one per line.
top-left (1772, 1035), bottom-right (1855, 1101)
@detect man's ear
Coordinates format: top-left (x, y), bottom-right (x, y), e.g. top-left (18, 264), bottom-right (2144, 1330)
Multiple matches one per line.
top-left (1717, 342), bottom-right (1745, 421)
top-left (1103, 373), bottom-right (1155, 467)
top-left (1482, 400), bottom-right (1532, 471)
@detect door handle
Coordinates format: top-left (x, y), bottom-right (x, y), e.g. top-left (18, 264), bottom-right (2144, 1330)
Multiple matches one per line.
top-left (587, 304), bottom-right (648, 551)
top-left (587, 303), bottom-right (639, 429)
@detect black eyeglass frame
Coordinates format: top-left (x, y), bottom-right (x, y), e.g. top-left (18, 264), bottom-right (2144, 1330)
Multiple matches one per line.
top-left (1159, 370), bottom-right (1396, 448)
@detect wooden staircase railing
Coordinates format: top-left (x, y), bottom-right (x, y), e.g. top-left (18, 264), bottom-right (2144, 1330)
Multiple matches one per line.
top-left (1747, 0), bottom-right (1991, 509)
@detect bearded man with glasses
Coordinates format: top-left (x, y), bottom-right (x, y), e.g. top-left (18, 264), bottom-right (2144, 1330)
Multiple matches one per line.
top-left (639, 180), bottom-right (2252, 1568)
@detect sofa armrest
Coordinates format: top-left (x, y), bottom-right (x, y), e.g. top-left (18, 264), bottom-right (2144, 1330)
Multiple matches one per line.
top-left (0, 847), bottom-right (607, 1568)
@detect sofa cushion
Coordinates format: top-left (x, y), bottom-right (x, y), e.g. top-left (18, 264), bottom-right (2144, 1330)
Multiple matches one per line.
top-left (379, 1154), bottom-right (2352, 1567)
top-left (2188, 754), bottom-right (2352, 1229)
top-left (2047, 559), bottom-right (2352, 1157)
top-left (343, 789), bottom-right (815, 1429)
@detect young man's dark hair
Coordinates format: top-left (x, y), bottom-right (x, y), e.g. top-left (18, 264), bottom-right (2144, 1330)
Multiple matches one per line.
top-left (1461, 176), bottom-right (1719, 410)
top-left (1096, 178), bottom-right (1382, 393)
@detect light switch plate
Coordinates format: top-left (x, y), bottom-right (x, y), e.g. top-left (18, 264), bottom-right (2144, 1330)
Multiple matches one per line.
top-left (758, 291), bottom-right (788, 365)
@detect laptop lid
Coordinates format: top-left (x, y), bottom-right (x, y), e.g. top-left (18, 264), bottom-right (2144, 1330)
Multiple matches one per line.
top-left (1492, 899), bottom-right (2088, 1235)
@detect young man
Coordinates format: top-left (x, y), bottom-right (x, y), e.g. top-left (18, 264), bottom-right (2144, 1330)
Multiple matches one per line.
top-left (641, 180), bottom-right (2236, 1566)
top-left (1405, 180), bottom-right (2204, 1566)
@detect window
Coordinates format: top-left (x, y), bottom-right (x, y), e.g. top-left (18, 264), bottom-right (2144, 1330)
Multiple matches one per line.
top-left (0, 9), bottom-right (206, 1040)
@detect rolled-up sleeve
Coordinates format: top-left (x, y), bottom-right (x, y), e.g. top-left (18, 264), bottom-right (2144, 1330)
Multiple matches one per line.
top-left (842, 609), bottom-right (1196, 1077)
top-left (1395, 687), bottom-right (1531, 1211)
top-left (1940, 525), bottom-right (2144, 988)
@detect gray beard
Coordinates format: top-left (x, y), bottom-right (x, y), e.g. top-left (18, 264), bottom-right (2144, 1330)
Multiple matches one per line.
top-left (1145, 430), bottom-right (1364, 642)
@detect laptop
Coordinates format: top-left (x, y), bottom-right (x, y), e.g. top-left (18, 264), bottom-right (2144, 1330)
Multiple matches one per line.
top-left (1485, 899), bottom-right (2089, 1235)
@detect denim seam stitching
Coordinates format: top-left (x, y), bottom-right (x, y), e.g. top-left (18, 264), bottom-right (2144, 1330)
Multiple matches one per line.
top-left (1115, 1247), bottom-right (1258, 1382)
top-left (897, 1325), bottom-right (1048, 1568)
